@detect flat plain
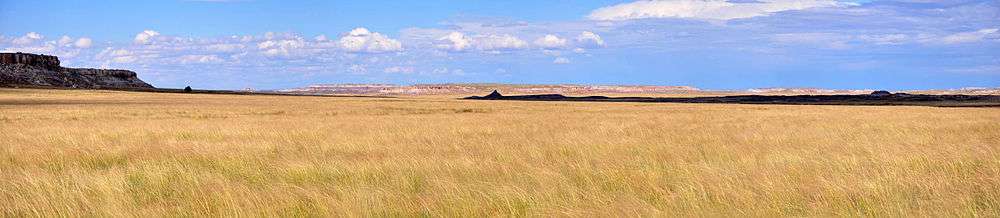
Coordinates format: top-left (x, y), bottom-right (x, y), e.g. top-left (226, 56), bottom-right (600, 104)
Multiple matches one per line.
top-left (1, 88), bottom-right (999, 216)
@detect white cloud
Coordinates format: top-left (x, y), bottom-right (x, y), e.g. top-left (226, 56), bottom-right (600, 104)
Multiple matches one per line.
top-left (338, 27), bottom-right (402, 53)
top-left (588, 0), bottom-right (851, 21)
top-left (553, 57), bottom-right (571, 64)
top-left (112, 56), bottom-right (139, 63)
top-left (25, 32), bottom-right (42, 40)
top-left (58, 36), bottom-right (74, 46)
top-left (2, 34), bottom-right (94, 58)
top-left (384, 66), bottom-right (415, 73)
top-left (207, 43), bottom-right (246, 52)
top-left (134, 30), bottom-right (160, 44)
top-left (534, 34), bottom-right (567, 48)
top-left (178, 54), bottom-right (223, 64)
top-left (74, 38), bottom-right (93, 48)
top-left (771, 32), bottom-right (851, 49)
top-left (257, 38), bottom-right (305, 57)
top-left (473, 34), bottom-right (527, 50)
top-left (856, 34), bottom-right (909, 45)
top-left (576, 31), bottom-right (605, 47)
top-left (95, 48), bottom-right (138, 63)
top-left (432, 32), bottom-right (528, 52)
top-left (431, 67), bottom-right (465, 75)
top-left (941, 28), bottom-right (998, 44)
top-left (314, 35), bottom-right (329, 41)
top-left (2, 43), bottom-right (56, 55)
top-left (94, 45), bottom-right (167, 65)
top-left (348, 64), bottom-right (368, 73)
top-left (437, 32), bottom-right (471, 51)
top-left (12, 32), bottom-right (44, 45)
top-left (111, 49), bottom-right (131, 56)
top-left (573, 48), bottom-right (587, 53)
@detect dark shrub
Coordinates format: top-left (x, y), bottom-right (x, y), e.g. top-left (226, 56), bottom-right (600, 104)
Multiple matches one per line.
top-left (184, 86), bottom-right (193, 93)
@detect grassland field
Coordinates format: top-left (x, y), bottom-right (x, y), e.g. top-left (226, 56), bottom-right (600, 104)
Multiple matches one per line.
top-left (1, 88), bottom-right (999, 216)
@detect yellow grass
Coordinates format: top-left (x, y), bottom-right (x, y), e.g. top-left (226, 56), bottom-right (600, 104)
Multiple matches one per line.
top-left (1, 88), bottom-right (999, 217)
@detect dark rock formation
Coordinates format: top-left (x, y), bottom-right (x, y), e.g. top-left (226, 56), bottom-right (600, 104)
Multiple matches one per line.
top-left (0, 52), bottom-right (153, 89)
top-left (484, 90), bottom-right (503, 98)
top-left (870, 90), bottom-right (892, 97)
top-left (0, 52), bottom-right (60, 70)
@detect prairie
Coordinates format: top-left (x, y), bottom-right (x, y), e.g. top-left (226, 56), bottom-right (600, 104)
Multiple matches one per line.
top-left (1, 88), bottom-right (999, 216)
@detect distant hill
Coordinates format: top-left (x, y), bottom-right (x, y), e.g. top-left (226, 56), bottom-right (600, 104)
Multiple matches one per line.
top-left (0, 52), bottom-right (153, 89)
top-left (278, 83), bottom-right (701, 95)
top-left (279, 83), bottom-right (1000, 96)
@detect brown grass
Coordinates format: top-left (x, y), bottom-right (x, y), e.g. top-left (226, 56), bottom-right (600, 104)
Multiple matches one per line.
top-left (1, 88), bottom-right (999, 217)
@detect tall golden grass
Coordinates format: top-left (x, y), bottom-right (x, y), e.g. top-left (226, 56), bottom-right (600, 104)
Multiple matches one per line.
top-left (1, 88), bottom-right (998, 216)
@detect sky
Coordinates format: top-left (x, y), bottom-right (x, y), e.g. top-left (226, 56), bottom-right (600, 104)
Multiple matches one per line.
top-left (1, 0), bottom-right (998, 90)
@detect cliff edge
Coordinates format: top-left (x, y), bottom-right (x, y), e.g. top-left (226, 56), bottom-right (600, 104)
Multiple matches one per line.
top-left (0, 52), bottom-right (154, 89)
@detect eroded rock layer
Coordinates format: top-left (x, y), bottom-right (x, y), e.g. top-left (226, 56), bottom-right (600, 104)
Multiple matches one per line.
top-left (0, 52), bottom-right (153, 89)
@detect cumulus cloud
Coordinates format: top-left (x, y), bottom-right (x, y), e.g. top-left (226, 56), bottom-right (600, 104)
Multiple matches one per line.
top-left (3, 43), bottom-right (56, 55)
top-left (384, 66), bottom-right (415, 73)
top-left (437, 32), bottom-right (471, 51)
top-left (111, 49), bottom-right (131, 56)
top-left (473, 34), bottom-right (527, 50)
top-left (257, 37), bottom-right (306, 57)
top-left (348, 64), bottom-right (367, 73)
top-left (575, 31), bottom-right (605, 47)
top-left (0, 33), bottom-right (96, 59)
top-left (178, 54), bottom-right (223, 64)
top-left (338, 27), bottom-right (402, 53)
top-left (74, 38), bottom-right (93, 48)
top-left (856, 34), bottom-right (909, 45)
top-left (58, 36), bottom-right (74, 46)
top-left (433, 32), bottom-right (528, 51)
top-left (134, 30), bottom-right (160, 44)
top-left (96, 48), bottom-right (139, 63)
top-left (534, 34), bottom-right (568, 48)
top-left (553, 57), bottom-right (571, 64)
top-left (588, 0), bottom-right (851, 21)
top-left (206, 43), bottom-right (246, 52)
top-left (940, 28), bottom-right (999, 44)
top-left (12, 32), bottom-right (44, 45)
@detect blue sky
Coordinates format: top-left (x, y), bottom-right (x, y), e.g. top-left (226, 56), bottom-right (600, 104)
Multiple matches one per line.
top-left (1, 0), bottom-right (998, 90)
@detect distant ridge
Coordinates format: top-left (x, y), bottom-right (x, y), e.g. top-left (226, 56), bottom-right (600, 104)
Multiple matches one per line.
top-left (279, 83), bottom-right (1000, 96)
top-left (0, 52), bottom-right (153, 89)
top-left (278, 83), bottom-right (701, 95)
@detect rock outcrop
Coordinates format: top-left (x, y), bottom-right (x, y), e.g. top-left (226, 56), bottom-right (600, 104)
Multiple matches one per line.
top-left (484, 90), bottom-right (503, 99)
top-left (0, 52), bottom-right (153, 89)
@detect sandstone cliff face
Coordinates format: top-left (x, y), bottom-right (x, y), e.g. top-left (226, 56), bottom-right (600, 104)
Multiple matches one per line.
top-left (0, 53), bottom-right (60, 70)
top-left (0, 52), bottom-right (153, 89)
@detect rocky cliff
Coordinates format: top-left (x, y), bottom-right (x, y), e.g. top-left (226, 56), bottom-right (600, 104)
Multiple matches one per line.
top-left (0, 52), bottom-right (154, 89)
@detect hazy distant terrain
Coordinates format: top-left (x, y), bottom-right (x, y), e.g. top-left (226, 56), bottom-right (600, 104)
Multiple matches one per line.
top-left (2, 88), bottom-right (998, 216)
top-left (277, 83), bottom-right (1000, 96)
